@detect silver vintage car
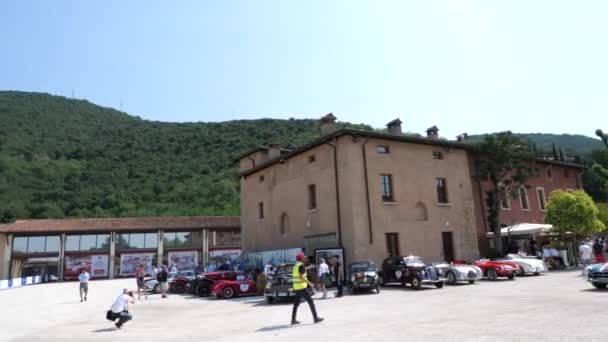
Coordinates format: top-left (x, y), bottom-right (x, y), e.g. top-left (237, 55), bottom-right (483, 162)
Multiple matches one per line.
top-left (435, 262), bottom-right (482, 285)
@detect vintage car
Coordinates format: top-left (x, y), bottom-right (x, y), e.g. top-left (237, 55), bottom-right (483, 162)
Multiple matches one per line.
top-left (169, 270), bottom-right (196, 294)
top-left (264, 263), bottom-right (295, 304)
top-left (585, 263), bottom-right (608, 289)
top-left (494, 254), bottom-right (548, 276)
top-left (347, 261), bottom-right (380, 293)
top-left (473, 259), bottom-right (518, 281)
top-left (210, 277), bottom-right (262, 299)
top-left (189, 271), bottom-right (246, 297)
top-left (378, 255), bottom-right (446, 290)
top-left (435, 262), bottom-right (482, 285)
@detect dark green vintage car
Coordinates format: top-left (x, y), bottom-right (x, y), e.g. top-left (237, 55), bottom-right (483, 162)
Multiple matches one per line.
top-left (347, 261), bottom-right (380, 294)
top-left (264, 263), bottom-right (295, 304)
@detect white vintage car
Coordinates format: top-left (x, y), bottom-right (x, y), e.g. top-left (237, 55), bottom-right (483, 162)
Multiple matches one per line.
top-left (495, 254), bottom-right (548, 275)
top-left (435, 263), bottom-right (482, 285)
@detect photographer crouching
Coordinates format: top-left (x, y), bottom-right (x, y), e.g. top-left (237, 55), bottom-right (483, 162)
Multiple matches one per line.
top-left (108, 289), bottom-right (135, 329)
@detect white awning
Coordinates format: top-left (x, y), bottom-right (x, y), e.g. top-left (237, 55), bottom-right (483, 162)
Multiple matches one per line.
top-left (500, 223), bottom-right (554, 236)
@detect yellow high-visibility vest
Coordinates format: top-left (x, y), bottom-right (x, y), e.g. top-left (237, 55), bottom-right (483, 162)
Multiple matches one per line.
top-left (292, 261), bottom-right (307, 290)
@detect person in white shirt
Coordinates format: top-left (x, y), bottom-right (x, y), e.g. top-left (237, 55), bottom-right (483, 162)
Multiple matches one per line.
top-left (317, 259), bottom-right (330, 299)
top-left (170, 265), bottom-right (178, 276)
top-left (263, 261), bottom-right (274, 277)
top-left (580, 241), bottom-right (593, 274)
top-left (78, 269), bottom-right (90, 302)
top-left (110, 289), bottom-right (135, 329)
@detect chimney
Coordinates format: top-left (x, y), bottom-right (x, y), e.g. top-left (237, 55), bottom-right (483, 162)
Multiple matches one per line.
top-left (320, 113), bottom-right (337, 136)
top-left (268, 143), bottom-right (281, 160)
top-left (426, 126), bottom-right (439, 139)
top-left (456, 133), bottom-right (469, 142)
top-left (386, 119), bottom-right (402, 135)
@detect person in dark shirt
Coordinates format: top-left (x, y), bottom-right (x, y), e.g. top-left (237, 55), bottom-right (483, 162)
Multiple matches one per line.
top-left (330, 255), bottom-right (343, 298)
top-left (157, 265), bottom-right (169, 298)
top-left (593, 239), bottom-right (605, 263)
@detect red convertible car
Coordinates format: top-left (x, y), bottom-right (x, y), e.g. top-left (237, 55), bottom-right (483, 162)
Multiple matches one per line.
top-left (210, 278), bottom-right (262, 299)
top-left (473, 259), bottom-right (518, 281)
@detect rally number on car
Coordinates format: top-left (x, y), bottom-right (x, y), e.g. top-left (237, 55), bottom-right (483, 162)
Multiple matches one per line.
top-left (395, 270), bottom-right (403, 279)
top-left (240, 284), bottom-right (249, 292)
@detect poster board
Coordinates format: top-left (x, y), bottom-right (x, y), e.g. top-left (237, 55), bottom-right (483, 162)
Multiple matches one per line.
top-left (65, 255), bottom-right (109, 278)
top-left (119, 253), bottom-right (154, 276)
top-left (167, 250), bottom-right (198, 271)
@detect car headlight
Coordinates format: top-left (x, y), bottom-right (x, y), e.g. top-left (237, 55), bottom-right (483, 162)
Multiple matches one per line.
top-left (438, 269), bottom-right (443, 275)
top-left (421, 270), bottom-right (426, 276)
top-left (265, 283), bottom-right (272, 289)
top-left (350, 276), bottom-right (356, 282)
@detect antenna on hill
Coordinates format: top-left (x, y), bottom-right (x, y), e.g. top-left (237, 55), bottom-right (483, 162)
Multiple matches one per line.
top-left (120, 99), bottom-right (123, 112)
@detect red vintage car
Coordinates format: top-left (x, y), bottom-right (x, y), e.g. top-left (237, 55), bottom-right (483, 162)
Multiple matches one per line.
top-left (473, 259), bottom-right (518, 281)
top-left (210, 278), bottom-right (262, 299)
top-left (189, 271), bottom-right (247, 297)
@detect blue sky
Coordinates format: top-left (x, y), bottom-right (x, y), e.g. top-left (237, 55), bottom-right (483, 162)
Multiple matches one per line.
top-left (1, 1), bottom-right (606, 138)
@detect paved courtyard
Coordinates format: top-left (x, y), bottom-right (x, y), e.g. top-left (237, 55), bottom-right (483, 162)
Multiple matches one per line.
top-left (0, 269), bottom-right (602, 342)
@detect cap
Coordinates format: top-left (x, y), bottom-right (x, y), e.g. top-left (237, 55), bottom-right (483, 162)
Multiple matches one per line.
top-left (296, 253), bottom-right (306, 261)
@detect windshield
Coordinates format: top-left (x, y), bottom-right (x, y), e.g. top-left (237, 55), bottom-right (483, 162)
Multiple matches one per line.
top-left (403, 256), bottom-right (425, 266)
top-left (178, 270), bottom-right (194, 276)
top-left (276, 265), bottom-right (294, 275)
top-left (350, 262), bottom-right (373, 271)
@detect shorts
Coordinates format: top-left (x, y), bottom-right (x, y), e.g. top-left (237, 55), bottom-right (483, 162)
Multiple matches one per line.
top-left (137, 277), bottom-right (145, 288)
top-left (319, 274), bottom-right (328, 284)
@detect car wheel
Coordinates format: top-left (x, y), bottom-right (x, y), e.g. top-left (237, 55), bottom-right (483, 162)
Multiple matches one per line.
top-left (410, 276), bottom-right (422, 290)
top-left (153, 284), bottom-right (161, 294)
top-left (375, 285), bottom-right (380, 294)
top-left (517, 266), bottom-right (525, 276)
top-left (533, 272), bottom-right (540, 276)
top-left (446, 271), bottom-right (457, 285)
top-left (592, 282), bottom-right (607, 289)
top-left (196, 283), bottom-right (210, 297)
top-left (435, 281), bottom-right (444, 289)
top-left (378, 274), bottom-right (386, 287)
top-left (222, 286), bottom-right (235, 299)
top-left (174, 284), bottom-right (186, 294)
top-left (266, 296), bottom-right (274, 304)
top-left (468, 280), bottom-right (475, 284)
top-left (507, 274), bottom-right (515, 280)
top-left (487, 269), bottom-right (498, 281)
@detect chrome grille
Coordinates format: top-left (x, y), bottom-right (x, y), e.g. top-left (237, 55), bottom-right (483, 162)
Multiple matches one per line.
top-left (590, 272), bottom-right (608, 279)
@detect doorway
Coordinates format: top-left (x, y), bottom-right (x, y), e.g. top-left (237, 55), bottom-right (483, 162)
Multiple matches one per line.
top-left (385, 233), bottom-right (400, 257)
top-left (441, 232), bottom-right (455, 262)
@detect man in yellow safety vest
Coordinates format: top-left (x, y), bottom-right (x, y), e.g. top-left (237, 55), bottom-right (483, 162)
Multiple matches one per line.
top-left (291, 253), bottom-right (324, 325)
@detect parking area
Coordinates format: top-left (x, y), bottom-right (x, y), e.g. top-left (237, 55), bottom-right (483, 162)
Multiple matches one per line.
top-left (0, 269), bottom-right (603, 342)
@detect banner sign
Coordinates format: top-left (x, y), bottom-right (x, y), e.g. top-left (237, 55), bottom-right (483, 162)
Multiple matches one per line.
top-left (65, 255), bottom-right (109, 278)
top-left (209, 249), bottom-right (241, 259)
top-left (168, 250), bottom-right (198, 271)
top-left (120, 253), bottom-right (154, 276)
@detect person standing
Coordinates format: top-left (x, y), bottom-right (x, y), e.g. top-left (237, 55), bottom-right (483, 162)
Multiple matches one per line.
top-left (157, 265), bottom-right (169, 298)
top-left (78, 269), bottom-right (90, 302)
top-left (110, 289), bottom-right (135, 329)
top-left (291, 253), bottom-right (323, 325)
top-left (593, 239), bottom-right (605, 263)
top-left (579, 240), bottom-right (593, 274)
top-left (317, 258), bottom-right (330, 299)
top-left (170, 264), bottom-right (178, 276)
top-left (331, 255), bottom-right (344, 298)
top-left (135, 264), bottom-right (148, 300)
top-left (264, 260), bottom-right (274, 276)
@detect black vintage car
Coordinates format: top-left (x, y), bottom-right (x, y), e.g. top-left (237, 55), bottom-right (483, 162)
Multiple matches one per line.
top-left (347, 261), bottom-right (380, 294)
top-left (264, 263), bottom-right (295, 304)
top-left (378, 256), bottom-right (446, 290)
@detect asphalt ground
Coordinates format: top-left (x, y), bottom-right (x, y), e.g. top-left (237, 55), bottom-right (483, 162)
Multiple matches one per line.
top-left (0, 269), bottom-right (600, 342)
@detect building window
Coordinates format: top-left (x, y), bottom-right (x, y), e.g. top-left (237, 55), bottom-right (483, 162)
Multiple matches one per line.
top-left (377, 146), bottom-right (390, 154)
top-left (280, 213), bottom-right (289, 235)
top-left (308, 184), bottom-right (317, 210)
top-left (163, 231), bottom-right (202, 249)
top-left (432, 151), bottom-right (444, 160)
top-left (66, 234), bottom-right (111, 252)
top-left (258, 202), bottom-right (264, 219)
top-left (519, 187), bottom-right (530, 210)
top-left (259, 175), bottom-right (264, 182)
top-left (116, 233), bottom-right (158, 250)
top-left (11, 235), bottom-right (60, 254)
top-left (436, 178), bottom-right (449, 204)
top-left (214, 230), bottom-right (240, 246)
top-left (537, 188), bottom-right (547, 211)
top-left (309, 155), bottom-right (316, 163)
top-left (385, 233), bottom-right (400, 257)
top-left (501, 193), bottom-right (511, 210)
top-left (380, 174), bottom-right (394, 202)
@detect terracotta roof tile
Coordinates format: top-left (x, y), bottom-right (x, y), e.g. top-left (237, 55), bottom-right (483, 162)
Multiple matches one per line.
top-left (0, 216), bottom-right (240, 234)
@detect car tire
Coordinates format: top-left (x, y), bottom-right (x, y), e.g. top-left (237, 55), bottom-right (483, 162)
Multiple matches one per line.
top-left (517, 266), bottom-right (525, 276)
top-left (411, 276), bottom-right (422, 290)
top-left (534, 272), bottom-right (540, 276)
top-left (266, 296), bottom-right (274, 304)
top-left (507, 274), bottom-right (515, 280)
top-left (173, 284), bottom-right (186, 294)
top-left (222, 286), bottom-right (235, 299)
top-left (468, 280), bottom-right (475, 284)
top-left (446, 271), bottom-right (457, 285)
top-left (375, 285), bottom-right (380, 294)
top-left (487, 269), bottom-right (498, 281)
top-left (435, 282), bottom-right (444, 289)
top-left (378, 275), bottom-right (386, 287)
top-left (592, 282), bottom-right (607, 289)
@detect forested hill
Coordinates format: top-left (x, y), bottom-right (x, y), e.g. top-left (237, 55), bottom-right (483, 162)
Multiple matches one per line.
top-left (0, 91), bottom-right (602, 222)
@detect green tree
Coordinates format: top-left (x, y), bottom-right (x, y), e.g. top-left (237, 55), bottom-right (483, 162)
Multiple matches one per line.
top-left (583, 164), bottom-right (608, 202)
top-left (558, 147), bottom-right (565, 161)
top-left (545, 190), bottom-right (605, 239)
top-left (597, 203), bottom-right (608, 229)
top-left (552, 143), bottom-right (559, 160)
top-left (597, 129), bottom-right (608, 149)
top-left (476, 132), bottom-right (537, 255)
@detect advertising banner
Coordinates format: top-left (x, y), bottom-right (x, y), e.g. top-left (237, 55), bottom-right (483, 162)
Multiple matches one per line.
top-left (168, 250), bottom-right (198, 271)
top-left (209, 248), bottom-right (241, 259)
top-left (65, 255), bottom-right (109, 278)
top-left (119, 253), bottom-right (154, 276)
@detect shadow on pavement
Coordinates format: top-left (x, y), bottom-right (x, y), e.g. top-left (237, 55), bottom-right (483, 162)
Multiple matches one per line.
top-left (92, 328), bottom-right (117, 333)
top-left (580, 288), bottom-right (608, 293)
top-left (256, 323), bottom-right (311, 332)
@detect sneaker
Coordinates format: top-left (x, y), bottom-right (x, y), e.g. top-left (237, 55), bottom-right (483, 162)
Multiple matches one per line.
top-left (290, 320), bottom-right (301, 325)
top-left (84, 297), bottom-right (87, 301)
top-left (80, 299), bottom-right (83, 302)
top-left (314, 317), bottom-right (324, 324)
top-left (115, 323), bottom-right (122, 329)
